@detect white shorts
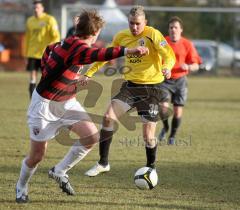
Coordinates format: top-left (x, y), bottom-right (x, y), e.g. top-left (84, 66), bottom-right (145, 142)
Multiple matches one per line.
top-left (27, 90), bottom-right (91, 141)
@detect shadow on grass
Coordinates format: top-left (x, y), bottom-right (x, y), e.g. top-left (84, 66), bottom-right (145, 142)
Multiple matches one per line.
top-left (1, 161), bottom-right (240, 208)
top-left (0, 199), bottom-right (209, 210)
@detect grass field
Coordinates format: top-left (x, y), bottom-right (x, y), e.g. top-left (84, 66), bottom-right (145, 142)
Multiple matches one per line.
top-left (0, 72), bottom-right (240, 210)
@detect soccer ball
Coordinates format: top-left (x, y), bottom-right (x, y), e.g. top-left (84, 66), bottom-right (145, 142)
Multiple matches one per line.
top-left (134, 167), bottom-right (158, 190)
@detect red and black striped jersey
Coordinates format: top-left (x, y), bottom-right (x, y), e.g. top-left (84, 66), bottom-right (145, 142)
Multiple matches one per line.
top-left (36, 36), bottom-right (126, 101)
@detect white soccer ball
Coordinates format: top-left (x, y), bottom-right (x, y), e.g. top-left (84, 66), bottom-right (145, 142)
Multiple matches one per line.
top-left (134, 167), bottom-right (158, 190)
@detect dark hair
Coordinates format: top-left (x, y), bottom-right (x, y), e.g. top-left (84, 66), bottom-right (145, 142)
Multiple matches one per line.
top-left (33, 0), bottom-right (43, 5)
top-left (75, 9), bottom-right (105, 38)
top-left (168, 16), bottom-right (183, 29)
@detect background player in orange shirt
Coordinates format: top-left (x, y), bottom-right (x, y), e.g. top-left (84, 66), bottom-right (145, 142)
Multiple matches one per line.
top-left (158, 16), bottom-right (202, 145)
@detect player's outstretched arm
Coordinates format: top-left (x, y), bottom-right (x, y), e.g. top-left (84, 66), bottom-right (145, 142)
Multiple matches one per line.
top-left (126, 46), bottom-right (149, 56)
top-left (72, 45), bottom-right (149, 66)
top-left (82, 46), bottom-right (149, 80)
top-left (79, 46), bottom-right (149, 86)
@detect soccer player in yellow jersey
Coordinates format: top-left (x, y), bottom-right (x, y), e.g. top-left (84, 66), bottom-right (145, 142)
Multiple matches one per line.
top-left (81, 5), bottom-right (176, 177)
top-left (24, 0), bottom-right (60, 98)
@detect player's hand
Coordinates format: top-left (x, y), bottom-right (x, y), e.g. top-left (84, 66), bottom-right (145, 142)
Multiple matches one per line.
top-left (79, 75), bottom-right (90, 86)
top-left (126, 46), bottom-right (149, 55)
top-left (181, 63), bottom-right (189, 71)
top-left (162, 69), bottom-right (171, 79)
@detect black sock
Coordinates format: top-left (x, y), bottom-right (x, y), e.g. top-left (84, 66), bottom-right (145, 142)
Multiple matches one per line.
top-left (99, 129), bottom-right (113, 166)
top-left (145, 145), bottom-right (157, 168)
top-left (170, 117), bottom-right (182, 138)
top-left (162, 119), bottom-right (169, 132)
top-left (29, 83), bottom-right (36, 98)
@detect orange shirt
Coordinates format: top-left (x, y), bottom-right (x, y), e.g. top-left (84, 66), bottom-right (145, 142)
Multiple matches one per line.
top-left (165, 36), bottom-right (201, 79)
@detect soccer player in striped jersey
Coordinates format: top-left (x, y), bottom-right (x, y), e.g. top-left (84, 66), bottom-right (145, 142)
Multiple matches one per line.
top-left (83, 6), bottom-right (176, 177)
top-left (15, 9), bottom-right (148, 203)
top-left (158, 16), bottom-right (202, 145)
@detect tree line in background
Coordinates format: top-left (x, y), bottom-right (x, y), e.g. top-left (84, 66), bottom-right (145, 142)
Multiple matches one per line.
top-left (146, 0), bottom-right (240, 47)
top-left (42, 0), bottom-right (240, 47)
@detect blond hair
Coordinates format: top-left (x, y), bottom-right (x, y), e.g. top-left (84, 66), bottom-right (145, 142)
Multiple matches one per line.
top-left (129, 5), bottom-right (145, 18)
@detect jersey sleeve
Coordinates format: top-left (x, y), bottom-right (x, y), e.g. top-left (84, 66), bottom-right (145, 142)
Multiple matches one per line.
top-left (186, 41), bottom-right (202, 64)
top-left (84, 36), bottom-right (120, 77)
top-left (70, 43), bottom-right (125, 67)
top-left (23, 20), bottom-right (30, 57)
top-left (48, 16), bottom-right (60, 43)
top-left (152, 29), bottom-right (176, 70)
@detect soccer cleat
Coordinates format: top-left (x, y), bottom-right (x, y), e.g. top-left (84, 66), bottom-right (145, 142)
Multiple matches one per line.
top-left (158, 128), bottom-right (167, 141)
top-left (85, 162), bottom-right (110, 177)
top-left (48, 167), bottom-right (75, 195)
top-left (168, 137), bottom-right (175, 145)
top-left (16, 183), bottom-right (29, 203)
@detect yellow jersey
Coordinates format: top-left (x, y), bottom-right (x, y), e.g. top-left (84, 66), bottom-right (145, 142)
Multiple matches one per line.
top-left (24, 13), bottom-right (60, 59)
top-left (85, 26), bottom-right (175, 84)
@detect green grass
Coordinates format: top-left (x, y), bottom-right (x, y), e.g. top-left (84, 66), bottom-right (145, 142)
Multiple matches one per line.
top-left (0, 72), bottom-right (240, 210)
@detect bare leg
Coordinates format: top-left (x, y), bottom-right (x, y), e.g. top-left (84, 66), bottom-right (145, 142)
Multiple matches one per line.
top-left (161, 101), bottom-right (170, 131)
top-left (159, 102), bottom-right (170, 141)
top-left (18, 140), bottom-right (47, 187)
top-left (54, 120), bottom-right (99, 175)
top-left (98, 100), bottom-right (128, 166)
top-left (84, 100), bottom-right (129, 177)
top-left (16, 140), bottom-right (47, 202)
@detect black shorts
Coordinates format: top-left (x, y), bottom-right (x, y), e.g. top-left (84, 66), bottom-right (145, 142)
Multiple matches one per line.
top-left (26, 58), bottom-right (41, 72)
top-left (159, 76), bottom-right (188, 106)
top-left (113, 81), bottom-right (169, 122)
